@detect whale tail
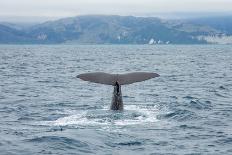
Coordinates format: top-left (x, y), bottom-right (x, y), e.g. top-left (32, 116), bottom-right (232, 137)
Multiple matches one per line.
top-left (77, 72), bottom-right (159, 85)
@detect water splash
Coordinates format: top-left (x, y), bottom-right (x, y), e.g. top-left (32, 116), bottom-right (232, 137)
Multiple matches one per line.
top-left (40, 105), bottom-right (159, 127)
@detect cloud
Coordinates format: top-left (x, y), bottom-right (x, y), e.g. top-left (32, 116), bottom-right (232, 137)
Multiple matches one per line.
top-left (0, 0), bottom-right (232, 18)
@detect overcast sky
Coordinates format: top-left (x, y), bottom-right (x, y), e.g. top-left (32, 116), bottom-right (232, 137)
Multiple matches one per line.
top-left (0, 0), bottom-right (232, 22)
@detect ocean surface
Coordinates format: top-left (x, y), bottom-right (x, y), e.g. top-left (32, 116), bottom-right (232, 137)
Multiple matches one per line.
top-left (0, 45), bottom-right (231, 155)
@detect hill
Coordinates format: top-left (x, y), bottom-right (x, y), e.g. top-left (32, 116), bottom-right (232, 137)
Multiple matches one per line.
top-left (0, 15), bottom-right (231, 44)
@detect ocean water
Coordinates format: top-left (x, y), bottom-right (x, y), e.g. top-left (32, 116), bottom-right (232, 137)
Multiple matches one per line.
top-left (0, 45), bottom-right (231, 155)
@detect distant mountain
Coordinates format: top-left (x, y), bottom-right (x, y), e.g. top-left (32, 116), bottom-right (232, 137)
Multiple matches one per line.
top-left (0, 24), bottom-right (33, 43)
top-left (0, 15), bottom-right (231, 44)
top-left (187, 16), bottom-right (232, 35)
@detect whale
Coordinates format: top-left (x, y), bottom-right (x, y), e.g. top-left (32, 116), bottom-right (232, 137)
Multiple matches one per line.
top-left (77, 72), bottom-right (159, 110)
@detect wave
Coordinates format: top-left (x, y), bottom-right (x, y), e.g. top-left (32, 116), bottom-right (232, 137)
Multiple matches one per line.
top-left (157, 109), bottom-right (198, 121)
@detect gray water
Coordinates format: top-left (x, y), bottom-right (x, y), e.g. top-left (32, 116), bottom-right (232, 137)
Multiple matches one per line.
top-left (0, 45), bottom-right (232, 155)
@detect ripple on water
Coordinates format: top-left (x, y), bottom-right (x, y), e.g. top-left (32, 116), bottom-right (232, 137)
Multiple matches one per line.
top-left (188, 100), bottom-right (212, 110)
top-left (215, 137), bottom-right (232, 145)
top-left (25, 136), bottom-right (92, 153)
top-left (117, 141), bottom-right (142, 146)
top-left (26, 136), bottom-right (87, 146)
top-left (157, 109), bottom-right (198, 121)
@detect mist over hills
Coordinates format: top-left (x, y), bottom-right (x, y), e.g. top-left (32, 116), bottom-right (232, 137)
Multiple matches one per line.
top-left (0, 15), bottom-right (231, 44)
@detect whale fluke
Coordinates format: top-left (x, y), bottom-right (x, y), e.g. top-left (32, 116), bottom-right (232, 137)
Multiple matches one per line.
top-left (77, 72), bottom-right (159, 110)
top-left (77, 72), bottom-right (116, 85)
top-left (117, 72), bottom-right (159, 85)
top-left (77, 72), bottom-right (159, 85)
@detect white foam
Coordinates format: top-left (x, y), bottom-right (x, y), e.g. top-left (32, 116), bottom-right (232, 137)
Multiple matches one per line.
top-left (115, 105), bottom-right (159, 125)
top-left (40, 105), bottom-right (159, 127)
